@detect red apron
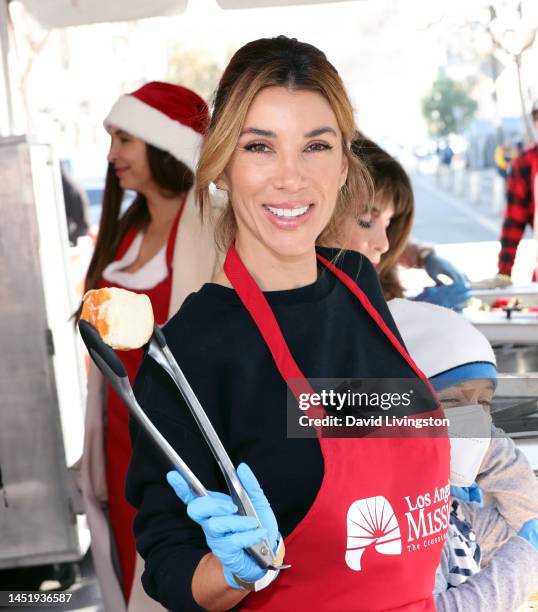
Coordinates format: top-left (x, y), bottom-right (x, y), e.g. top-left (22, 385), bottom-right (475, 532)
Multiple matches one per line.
top-left (223, 245), bottom-right (450, 612)
top-left (98, 203), bottom-right (184, 600)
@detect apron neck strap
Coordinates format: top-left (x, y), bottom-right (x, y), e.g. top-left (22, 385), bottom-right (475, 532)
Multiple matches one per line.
top-left (223, 243), bottom-right (314, 403)
top-left (315, 253), bottom-right (430, 385)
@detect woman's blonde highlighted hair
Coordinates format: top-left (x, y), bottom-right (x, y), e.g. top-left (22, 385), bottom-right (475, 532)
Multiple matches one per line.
top-left (196, 35), bottom-right (372, 250)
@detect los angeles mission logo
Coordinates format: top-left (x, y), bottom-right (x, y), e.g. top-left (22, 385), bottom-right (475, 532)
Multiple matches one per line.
top-left (345, 496), bottom-right (402, 570)
top-left (345, 483), bottom-right (450, 571)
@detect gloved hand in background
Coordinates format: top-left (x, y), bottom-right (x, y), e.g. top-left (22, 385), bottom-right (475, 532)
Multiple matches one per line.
top-left (518, 518), bottom-right (538, 550)
top-left (414, 279), bottom-right (471, 311)
top-left (451, 483), bottom-right (483, 505)
top-left (167, 463), bottom-right (279, 589)
top-left (423, 252), bottom-right (467, 285)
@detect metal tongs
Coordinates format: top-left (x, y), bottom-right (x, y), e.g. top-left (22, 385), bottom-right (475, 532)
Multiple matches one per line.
top-left (78, 319), bottom-right (288, 572)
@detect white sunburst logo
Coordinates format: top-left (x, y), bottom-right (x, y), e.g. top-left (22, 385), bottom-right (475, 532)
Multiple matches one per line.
top-left (345, 496), bottom-right (402, 571)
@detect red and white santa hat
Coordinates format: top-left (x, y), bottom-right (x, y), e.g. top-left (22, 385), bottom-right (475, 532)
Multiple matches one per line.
top-left (104, 81), bottom-right (209, 171)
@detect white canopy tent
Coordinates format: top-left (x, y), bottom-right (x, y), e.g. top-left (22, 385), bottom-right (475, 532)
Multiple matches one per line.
top-left (17, 0), bottom-right (188, 28)
top-left (20, 0), bottom-right (356, 26)
top-left (0, 0), bottom-right (12, 132)
top-left (0, 0), bottom-right (359, 134)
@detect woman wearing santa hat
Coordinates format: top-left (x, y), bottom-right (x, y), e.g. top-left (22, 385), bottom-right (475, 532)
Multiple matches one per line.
top-left (79, 82), bottom-right (219, 612)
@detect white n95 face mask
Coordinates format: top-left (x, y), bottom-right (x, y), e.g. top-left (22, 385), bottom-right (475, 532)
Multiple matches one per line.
top-left (447, 404), bottom-right (492, 487)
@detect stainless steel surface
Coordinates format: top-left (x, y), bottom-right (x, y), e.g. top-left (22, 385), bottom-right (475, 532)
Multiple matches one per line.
top-left (0, 138), bottom-right (87, 569)
top-left (148, 337), bottom-right (282, 571)
top-left (466, 310), bottom-right (538, 345)
top-left (496, 374), bottom-right (538, 396)
top-left (495, 346), bottom-right (538, 374)
top-left (469, 285), bottom-right (538, 306)
top-left (494, 374), bottom-right (538, 474)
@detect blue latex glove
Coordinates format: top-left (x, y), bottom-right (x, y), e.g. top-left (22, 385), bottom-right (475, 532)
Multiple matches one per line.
top-left (424, 252), bottom-right (467, 285)
top-left (518, 518), bottom-right (538, 550)
top-left (167, 463), bottom-right (279, 588)
top-left (414, 279), bottom-right (471, 310)
top-left (451, 483), bottom-right (483, 505)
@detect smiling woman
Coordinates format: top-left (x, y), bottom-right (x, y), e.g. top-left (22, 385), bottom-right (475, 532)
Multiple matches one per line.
top-left (196, 36), bottom-right (371, 262)
top-left (216, 88), bottom-right (348, 273)
top-left (126, 36), bottom-right (449, 612)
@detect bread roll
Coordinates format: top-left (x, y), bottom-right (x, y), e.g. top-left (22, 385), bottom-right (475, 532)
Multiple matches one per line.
top-left (81, 287), bottom-right (154, 350)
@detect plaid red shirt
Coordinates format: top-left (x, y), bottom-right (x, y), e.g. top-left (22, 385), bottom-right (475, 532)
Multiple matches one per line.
top-left (498, 144), bottom-right (538, 276)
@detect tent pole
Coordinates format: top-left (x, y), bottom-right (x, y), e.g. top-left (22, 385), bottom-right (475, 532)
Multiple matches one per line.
top-left (0, 0), bottom-right (14, 135)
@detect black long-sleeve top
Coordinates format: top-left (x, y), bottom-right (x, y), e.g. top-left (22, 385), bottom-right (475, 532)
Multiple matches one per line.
top-left (126, 248), bottom-right (436, 611)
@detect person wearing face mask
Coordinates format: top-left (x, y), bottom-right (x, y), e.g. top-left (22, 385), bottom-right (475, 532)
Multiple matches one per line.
top-left (125, 36), bottom-right (449, 612)
top-left (389, 298), bottom-right (538, 611)
top-left (78, 82), bottom-right (219, 612)
top-left (334, 136), bottom-right (470, 309)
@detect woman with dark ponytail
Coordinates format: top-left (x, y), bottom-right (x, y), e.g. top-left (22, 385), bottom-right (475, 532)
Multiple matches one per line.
top-left (80, 82), bottom-right (219, 612)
